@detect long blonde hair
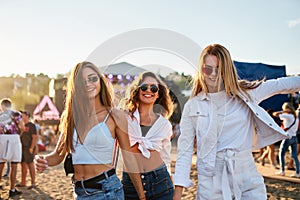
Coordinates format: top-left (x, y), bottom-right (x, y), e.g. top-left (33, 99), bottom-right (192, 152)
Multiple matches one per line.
top-left (191, 44), bottom-right (264, 99)
top-left (57, 61), bottom-right (113, 155)
top-left (282, 102), bottom-right (296, 118)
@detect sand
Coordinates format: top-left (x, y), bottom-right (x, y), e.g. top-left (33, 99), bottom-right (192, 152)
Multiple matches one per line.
top-left (1, 150), bottom-right (299, 199)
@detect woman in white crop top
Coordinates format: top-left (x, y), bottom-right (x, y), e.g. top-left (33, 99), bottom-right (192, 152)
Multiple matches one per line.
top-left (119, 71), bottom-right (174, 199)
top-left (34, 62), bottom-right (146, 200)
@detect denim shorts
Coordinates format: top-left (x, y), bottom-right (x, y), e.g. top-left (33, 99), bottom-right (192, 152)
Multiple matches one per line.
top-left (74, 174), bottom-right (124, 200)
top-left (122, 164), bottom-right (174, 200)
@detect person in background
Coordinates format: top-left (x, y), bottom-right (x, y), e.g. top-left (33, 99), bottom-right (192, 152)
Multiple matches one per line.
top-left (2, 162), bottom-right (10, 178)
top-left (173, 44), bottom-right (300, 199)
top-left (120, 71), bottom-right (174, 199)
top-left (33, 119), bottom-right (41, 154)
top-left (0, 98), bottom-right (24, 197)
top-left (274, 102), bottom-right (300, 178)
top-left (16, 111), bottom-right (37, 189)
top-left (256, 109), bottom-right (281, 169)
top-left (34, 61), bottom-right (145, 199)
top-left (287, 102), bottom-right (300, 170)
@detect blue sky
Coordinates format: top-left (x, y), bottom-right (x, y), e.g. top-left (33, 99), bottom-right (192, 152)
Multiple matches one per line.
top-left (0, 0), bottom-right (299, 77)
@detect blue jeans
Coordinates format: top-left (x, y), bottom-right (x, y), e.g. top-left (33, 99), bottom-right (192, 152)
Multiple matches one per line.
top-left (279, 136), bottom-right (300, 174)
top-left (122, 164), bottom-right (174, 200)
top-left (74, 174), bottom-right (124, 200)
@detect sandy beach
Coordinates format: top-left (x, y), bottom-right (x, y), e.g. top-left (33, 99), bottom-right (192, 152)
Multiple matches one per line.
top-left (1, 149), bottom-right (299, 199)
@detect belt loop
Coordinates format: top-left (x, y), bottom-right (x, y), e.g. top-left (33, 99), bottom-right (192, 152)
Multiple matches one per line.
top-left (104, 170), bottom-right (109, 179)
top-left (153, 169), bottom-right (158, 178)
top-left (80, 180), bottom-right (85, 189)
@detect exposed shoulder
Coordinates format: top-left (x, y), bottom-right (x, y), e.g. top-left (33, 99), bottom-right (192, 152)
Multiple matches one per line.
top-left (110, 108), bottom-right (130, 130)
top-left (111, 108), bottom-right (130, 120)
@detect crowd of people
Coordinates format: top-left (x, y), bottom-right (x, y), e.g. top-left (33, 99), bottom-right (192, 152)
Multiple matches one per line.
top-left (1, 44), bottom-right (300, 199)
top-left (0, 99), bottom-right (57, 199)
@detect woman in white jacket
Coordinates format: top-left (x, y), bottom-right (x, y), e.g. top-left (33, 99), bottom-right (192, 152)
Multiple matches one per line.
top-left (173, 44), bottom-right (300, 200)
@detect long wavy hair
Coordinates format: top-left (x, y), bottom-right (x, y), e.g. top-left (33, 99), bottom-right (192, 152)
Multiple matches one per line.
top-left (191, 44), bottom-right (264, 99)
top-left (121, 71), bottom-right (173, 119)
top-left (57, 61), bottom-right (114, 155)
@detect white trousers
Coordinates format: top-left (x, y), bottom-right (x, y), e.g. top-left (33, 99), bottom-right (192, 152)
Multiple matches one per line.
top-left (0, 134), bottom-right (22, 162)
top-left (197, 149), bottom-right (266, 200)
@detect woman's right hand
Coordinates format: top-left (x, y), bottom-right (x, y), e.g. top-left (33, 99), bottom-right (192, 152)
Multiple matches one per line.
top-left (34, 155), bottom-right (48, 173)
top-left (173, 186), bottom-right (183, 200)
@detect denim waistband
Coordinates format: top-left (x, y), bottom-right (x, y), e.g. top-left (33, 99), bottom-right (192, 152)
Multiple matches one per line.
top-left (73, 168), bottom-right (115, 189)
top-left (141, 163), bottom-right (167, 176)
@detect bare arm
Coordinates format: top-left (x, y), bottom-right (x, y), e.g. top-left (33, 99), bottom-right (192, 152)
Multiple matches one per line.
top-left (30, 134), bottom-right (37, 154)
top-left (273, 111), bottom-right (282, 118)
top-left (18, 120), bottom-right (25, 134)
top-left (34, 133), bottom-right (66, 173)
top-left (173, 186), bottom-right (184, 200)
top-left (112, 108), bottom-right (146, 200)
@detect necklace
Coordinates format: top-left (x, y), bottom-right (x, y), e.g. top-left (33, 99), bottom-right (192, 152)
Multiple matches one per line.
top-left (88, 109), bottom-right (104, 117)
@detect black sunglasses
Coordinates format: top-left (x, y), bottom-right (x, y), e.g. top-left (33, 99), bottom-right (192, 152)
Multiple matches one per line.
top-left (85, 76), bottom-right (99, 84)
top-left (139, 84), bottom-right (159, 93)
top-left (202, 65), bottom-right (218, 75)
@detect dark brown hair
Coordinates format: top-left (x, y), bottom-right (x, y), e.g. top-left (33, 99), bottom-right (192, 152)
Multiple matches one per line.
top-left (121, 71), bottom-right (173, 119)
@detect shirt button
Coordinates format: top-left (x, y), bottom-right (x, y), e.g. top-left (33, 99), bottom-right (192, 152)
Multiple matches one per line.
top-left (143, 182), bottom-right (146, 186)
top-left (269, 123), bottom-right (272, 126)
top-left (141, 175), bottom-right (144, 179)
top-left (255, 113), bottom-right (259, 116)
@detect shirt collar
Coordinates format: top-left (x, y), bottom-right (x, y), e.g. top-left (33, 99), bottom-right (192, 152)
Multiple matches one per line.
top-left (132, 109), bottom-right (140, 123)
top-left (195, 91), bottom-right (209, 101)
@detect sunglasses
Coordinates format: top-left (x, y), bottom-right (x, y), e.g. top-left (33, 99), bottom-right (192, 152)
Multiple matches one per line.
top-left (139, 84), bottom-right (159, 93)
top-left (202, 65), bottom-right (218, 75)
top-left (85, 76), bottom-right (99, 84)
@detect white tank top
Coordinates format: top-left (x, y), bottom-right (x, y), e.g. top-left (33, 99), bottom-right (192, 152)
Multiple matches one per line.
top-left (72, 109), bottom-right (115, 164)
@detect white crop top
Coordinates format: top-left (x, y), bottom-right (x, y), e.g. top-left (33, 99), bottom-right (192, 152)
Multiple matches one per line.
top-left (72, 109), bottom-right (115, 165)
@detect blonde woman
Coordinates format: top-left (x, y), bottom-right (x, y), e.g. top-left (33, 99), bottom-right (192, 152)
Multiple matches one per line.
top-left (34, 62), bottom-right (145, 199)
top-left (173, 44), bottom-right (300, 200)
top-left (274, 102), bottom-right (299, 178)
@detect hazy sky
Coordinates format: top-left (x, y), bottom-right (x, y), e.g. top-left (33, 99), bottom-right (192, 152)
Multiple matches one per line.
top-left (0, 0), bottom-right (299, 77)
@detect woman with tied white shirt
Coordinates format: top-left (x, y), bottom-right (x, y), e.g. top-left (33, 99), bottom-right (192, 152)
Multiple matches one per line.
top-left (120, 71), bottom-right (174, 200)
top-left (173, 44), bottom-right (300, 200)
top-left (274, 102), bottom-right (300, 178)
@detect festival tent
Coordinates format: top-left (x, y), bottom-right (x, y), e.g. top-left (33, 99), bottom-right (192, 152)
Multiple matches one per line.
top-left (33, 95), bottom-right (60, 125)
top-left (234, 61), bottom-right (288, 111)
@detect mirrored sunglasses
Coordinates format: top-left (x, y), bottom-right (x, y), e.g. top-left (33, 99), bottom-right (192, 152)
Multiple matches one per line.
top-left (139, 84), bottom-right (159, 93)
top-left (85, 76), bottom-right (99, 84)
top-left (202, 65), bottom-right (218, 75)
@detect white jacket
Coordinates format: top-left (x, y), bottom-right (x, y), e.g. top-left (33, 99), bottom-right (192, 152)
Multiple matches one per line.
top-left (174, 76), bottom-right (300, 188)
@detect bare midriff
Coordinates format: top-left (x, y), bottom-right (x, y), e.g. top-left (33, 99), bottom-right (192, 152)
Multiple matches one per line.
top-left (130, 144), bottom-right (164, 173)
top-left (73, 164), bottom-right (114, 181)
